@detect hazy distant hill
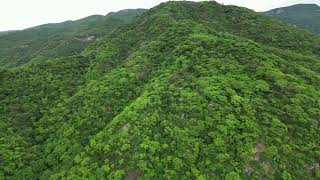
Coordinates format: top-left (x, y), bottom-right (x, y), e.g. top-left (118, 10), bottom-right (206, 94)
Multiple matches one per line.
top-left (265, 4), bottom-right (320, 33)
top-left (0, 30), bottom-right (16, 36)
top-left (0, 9), bottom-right (146, 67)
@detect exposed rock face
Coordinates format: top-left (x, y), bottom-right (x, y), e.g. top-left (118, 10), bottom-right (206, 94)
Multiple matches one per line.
top-left (304, 163), bottom-right (320, 170)
top-left (253, 142), bottom-right (265, 161)
top-left (20, 44), bottom-right (29, 48)
top-left (275, 9), bottom-right (284, 14)
top-left (76, 35), bottom-right (96, 42)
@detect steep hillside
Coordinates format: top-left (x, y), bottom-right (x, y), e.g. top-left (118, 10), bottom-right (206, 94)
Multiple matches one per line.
top-left (265, 4), bottom-right (320, 33)
top-left (0, 9), bottom-right (146, 67)
top-left (0, 1), bottom-right (319, 179)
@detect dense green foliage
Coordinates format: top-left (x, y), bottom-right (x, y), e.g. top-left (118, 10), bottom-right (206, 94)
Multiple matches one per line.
top-left (265, 4), bottom-right (320, 33)
top-left (0, 9), bottom-right (145, 67)
top-left (0, 1), bottom-right (319, 179)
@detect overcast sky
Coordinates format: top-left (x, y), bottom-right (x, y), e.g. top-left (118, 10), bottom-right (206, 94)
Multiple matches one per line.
top-left (0, 0), bottom-right (319, 31)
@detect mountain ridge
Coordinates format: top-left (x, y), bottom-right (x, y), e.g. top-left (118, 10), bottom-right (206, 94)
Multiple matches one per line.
top-left (0, 9), bottom-right (146, 67)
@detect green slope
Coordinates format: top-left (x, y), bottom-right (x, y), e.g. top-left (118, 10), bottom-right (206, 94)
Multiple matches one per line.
top-left (0, 1), bottom-right (319, 179)
top-left (265, 4), bottom-right (320, 33)
top-left (0, 9), bottom-right (146, 67)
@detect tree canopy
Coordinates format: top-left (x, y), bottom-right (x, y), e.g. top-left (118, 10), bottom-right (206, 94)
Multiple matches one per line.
top-left (0, 1), bottom-right (319, 179)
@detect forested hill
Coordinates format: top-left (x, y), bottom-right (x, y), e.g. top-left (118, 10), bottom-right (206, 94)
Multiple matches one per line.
top-left (265, 4), bottom-right (320, 33)
top-left (0, 9), bottom-right (146, 67)
top-left (1, 1), bottom-right (320, 179)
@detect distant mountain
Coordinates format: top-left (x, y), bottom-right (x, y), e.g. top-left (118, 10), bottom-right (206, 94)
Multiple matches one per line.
top-left (0, 9), bottom-right (146, 67)
top-left (265, 4), bottom-right (320, 33)
top-left (0, 30), bottom-right (16, 37)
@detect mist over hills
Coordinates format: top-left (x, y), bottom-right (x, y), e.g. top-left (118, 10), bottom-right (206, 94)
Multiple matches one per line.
top-left (0, 1), bottom-right (319, 179)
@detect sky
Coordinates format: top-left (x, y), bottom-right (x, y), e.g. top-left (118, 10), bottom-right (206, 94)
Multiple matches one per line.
top-left (0, 0), bottom-right (319, 31)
